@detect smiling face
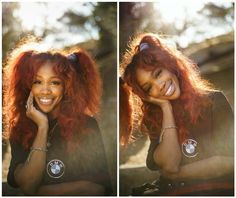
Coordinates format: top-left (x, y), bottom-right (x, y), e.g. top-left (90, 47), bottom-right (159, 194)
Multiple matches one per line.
top-left (31, 62), bottom-right (64, 117)
top-left (135, 66), bottom-right (181, 100)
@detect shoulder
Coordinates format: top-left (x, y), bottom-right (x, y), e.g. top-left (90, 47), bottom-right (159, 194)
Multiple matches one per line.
top-left (76, 115), bottom-right (104, 146)
top-left (74, 114), bottom-right (99, 126)
top-left (208, 91), bottom-right (233, 118)
top-left (86, 115), bottom-right (99, 125)
top-left (210, 91), bottom-right (226, 101)
top-left (69, 114), bottom-right (100, 141)
top-left (210, 91), bottom-right (231, 109)
top-left (84, 115), bottom-right (99, 130)
top-left (74, 114), bottom-right (100, 135)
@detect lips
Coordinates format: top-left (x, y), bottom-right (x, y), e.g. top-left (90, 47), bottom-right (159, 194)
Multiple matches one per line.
top-left (165, 82), bottom-right (175, 96)
top-left (38, 97), bottom-right (54, 105)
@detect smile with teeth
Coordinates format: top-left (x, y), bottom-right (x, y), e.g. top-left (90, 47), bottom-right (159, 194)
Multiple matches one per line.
top-left (165, 82), bottom-right (175, 96)
top-left (39, 98), bottom-right (53, 105)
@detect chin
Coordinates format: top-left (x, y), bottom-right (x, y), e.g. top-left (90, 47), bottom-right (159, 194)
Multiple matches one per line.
top-left (37, 104), bottom-right (54, 114)
top-left (39, 108), bottom-right (52, 114)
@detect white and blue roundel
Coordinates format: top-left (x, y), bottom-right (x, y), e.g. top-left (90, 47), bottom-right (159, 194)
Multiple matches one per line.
top-left (47, 159), bottom-right (65, 178)
top-left (182, 139), bottom-right (198, 158)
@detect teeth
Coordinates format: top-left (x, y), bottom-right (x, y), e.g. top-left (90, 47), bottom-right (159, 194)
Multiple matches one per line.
top-left (39, 98), bottom-right (53, 105)
top-left (165, 84), bottom-right (174, 96)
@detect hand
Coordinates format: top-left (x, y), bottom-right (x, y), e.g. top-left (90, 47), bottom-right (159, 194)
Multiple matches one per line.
top-left (142, 95), bottom-right (171, 109)
top-left (161, 170), bottom-right (179, 181)
top-left (26, 92), bottom-right (48, 129)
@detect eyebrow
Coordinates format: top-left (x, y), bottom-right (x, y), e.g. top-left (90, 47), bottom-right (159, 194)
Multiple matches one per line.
top-left (35, 75), bottom-right (61, 79)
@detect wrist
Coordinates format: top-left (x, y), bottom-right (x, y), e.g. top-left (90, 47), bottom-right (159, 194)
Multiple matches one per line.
top-left (159, 125), bottom-right (178, 142)
top-left (160, 101), bottom-right (172, 111)
top-left (38, 125), bottom-right (49, 133)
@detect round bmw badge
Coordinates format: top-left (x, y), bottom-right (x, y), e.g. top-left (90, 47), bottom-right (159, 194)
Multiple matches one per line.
top-left (182, 139), bottom-right (198, 158)
top-left (47, 159), bottom-right (65, 178)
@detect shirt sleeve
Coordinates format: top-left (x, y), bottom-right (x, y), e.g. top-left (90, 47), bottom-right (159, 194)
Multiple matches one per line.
top-left (7, 140), bottom-right (29, 188)
top-left (146, 137), bottom-right (160, 171)
top-left (211, 91), bottom-right (234, 156)
top-left (85, 117), bottom-right (113, 195)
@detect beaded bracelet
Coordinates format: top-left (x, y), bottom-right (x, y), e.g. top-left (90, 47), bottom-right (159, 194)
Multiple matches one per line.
top-left (159, 126), bottom-right (177, 143)
top-left (26, 147), bottom-right (48, 163)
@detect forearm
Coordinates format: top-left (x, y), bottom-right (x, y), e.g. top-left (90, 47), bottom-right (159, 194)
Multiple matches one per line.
top-left (154, 103), bottom-right (181, 172)
top-left (36, 180), bottom-right (105, 196)
top-left (162, 156), bottom-right (234, 181)
top-left (15, 126), bottom-right (48, 195)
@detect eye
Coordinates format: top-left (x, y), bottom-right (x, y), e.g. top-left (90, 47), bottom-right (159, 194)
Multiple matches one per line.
top-left (155, 69), bottom-right (162, 78)
top-left (144, 85), bottom-right (152, 94)
top-left (51, 80), bottom-right (62, 85)
top-left (147, 86), bottom-right (152, 94)
top-left (33, 80), bottom-right (41, 84)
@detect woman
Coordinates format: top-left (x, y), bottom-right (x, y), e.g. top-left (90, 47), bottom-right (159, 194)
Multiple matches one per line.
top-left (3, 40), bottom-right (112, 195)
top-left (120, 33), bottom-right (234, 195)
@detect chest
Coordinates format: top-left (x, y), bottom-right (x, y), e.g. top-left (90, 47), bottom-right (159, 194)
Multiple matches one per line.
top-left (181, 110), bottom-right (215, 164)
top-left (42, 131), bottom-right (106, 184)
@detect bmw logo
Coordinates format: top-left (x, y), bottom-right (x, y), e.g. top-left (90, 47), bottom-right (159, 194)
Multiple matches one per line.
top-left (182, 139), bottom-right (198, 158)
top-left (47, 159), bottom-right (65, 178)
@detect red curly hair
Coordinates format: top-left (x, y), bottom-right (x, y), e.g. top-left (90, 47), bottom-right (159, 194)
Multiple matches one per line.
top-left (3, 41), bottom-right (102, 150)
top-left (120, 33), bottom-right (215, 145)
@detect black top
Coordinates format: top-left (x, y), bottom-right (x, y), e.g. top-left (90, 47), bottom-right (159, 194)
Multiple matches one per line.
top-left (7, 116), bottom-right (113, 195)
top-left (146, 92), bottom-right (234, 180)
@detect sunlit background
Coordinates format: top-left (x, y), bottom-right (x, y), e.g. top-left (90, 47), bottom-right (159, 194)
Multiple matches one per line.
top-left (2, 1), bottom-right (234, 195)
top-left (16, 2), bottom-right (98, 48)
top-left (120, 1), bottom-right (233, 51)
top-left (154, 1), bottom-right (233, 47)
top-left (119, 1), bottom-right (234, 195)
top-left (2, 2), bottom-right (117, 195)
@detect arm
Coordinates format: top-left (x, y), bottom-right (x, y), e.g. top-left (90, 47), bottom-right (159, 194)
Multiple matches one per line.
top-left (145, 97), bottom-right (181, 173)
top-left (14, 126), bottom-right (48, 195)
top-left (36, 180), bottom-right (105, 195)
top-left (14, 92), bottom-right (49, 195)
top-left (153, 102), bottom-right (181, 173)
top-left (162, 155), bottom-right (233, 181)
top-left (162, 93), bottom-right (234, 181)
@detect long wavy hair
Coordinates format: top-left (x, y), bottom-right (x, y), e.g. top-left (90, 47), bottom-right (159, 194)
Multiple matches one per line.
top-left (3, 40), bottom-right (102, 150)
top-left (120, 33), bottom-right (215, 145)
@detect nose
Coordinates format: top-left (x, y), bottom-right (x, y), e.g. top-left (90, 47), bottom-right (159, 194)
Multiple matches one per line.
top-left (153, 78), bottom-right (166, 95)
top-left (40, 84), bottom-right (52, 95)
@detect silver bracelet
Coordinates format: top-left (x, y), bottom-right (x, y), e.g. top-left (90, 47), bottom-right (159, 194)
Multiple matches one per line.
top-left (30, 147), bottom-right (48, 152)
top-left (159, 126), bottom-right (177, 143)
top-left (26, 147), bottom-right (48, 163)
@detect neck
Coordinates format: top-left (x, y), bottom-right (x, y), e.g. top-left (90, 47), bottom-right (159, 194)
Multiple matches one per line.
top-left (48, 106), bottom-right (60, 120)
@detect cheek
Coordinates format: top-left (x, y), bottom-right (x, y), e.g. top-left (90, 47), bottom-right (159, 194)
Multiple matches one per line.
top-left (31, 86), bottom-right (38, 96)
top-left (172, 75), bottom-right (180, 88)
top-left (175, 79), bottom-right (181, 92)
top-left (54, 87), bottom-right (64, 99)
top-left (149, 86), bottom-right (160, 98)
top-left (173, 82), bottom-right (181, 99)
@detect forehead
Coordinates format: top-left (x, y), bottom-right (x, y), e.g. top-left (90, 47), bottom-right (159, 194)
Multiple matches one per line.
top-left (36, 62), bottom-right (58, 77)
top-left (135, 67), bottom-right (153, 86)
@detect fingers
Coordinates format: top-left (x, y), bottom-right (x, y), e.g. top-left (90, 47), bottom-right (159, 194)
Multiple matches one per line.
top-left (142, 96), bottom-right (157, 103)
top-left (25, 92), bottom-right (48, 127)
top-left (148, 96), bottom-right (161, 103)
top-left (26, 92), bottom-right (34, 112)
top-left (142, 95), bottom-right (169, 106)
